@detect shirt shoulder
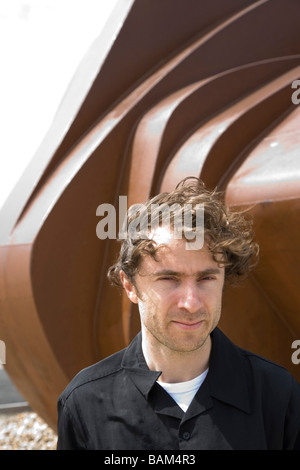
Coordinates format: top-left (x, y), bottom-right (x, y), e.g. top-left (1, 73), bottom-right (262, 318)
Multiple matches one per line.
top-left (58, 347), bottom-right (126, 406)
top-left (238, 345), bottom-right (300, 396)
top-left (239, 346), bottom-right (290, 373)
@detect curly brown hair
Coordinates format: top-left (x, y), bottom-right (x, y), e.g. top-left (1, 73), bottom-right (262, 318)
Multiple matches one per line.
top-left (107, 177), bottom-right (259, 287)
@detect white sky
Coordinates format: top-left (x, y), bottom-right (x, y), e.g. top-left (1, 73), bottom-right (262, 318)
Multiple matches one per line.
top-left (0, 0), bottom-right (118, 210)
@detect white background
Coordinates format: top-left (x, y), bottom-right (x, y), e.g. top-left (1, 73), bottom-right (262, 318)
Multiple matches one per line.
top-left (0, 0), bottom-right (118, 210)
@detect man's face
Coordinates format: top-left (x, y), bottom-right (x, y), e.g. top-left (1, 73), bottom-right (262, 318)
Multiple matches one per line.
top-left (121, 228), bottom-right (225, 354)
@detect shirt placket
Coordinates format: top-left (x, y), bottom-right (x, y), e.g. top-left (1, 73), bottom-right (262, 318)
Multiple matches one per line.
top-left (177, 382), bottom-right (213, 449)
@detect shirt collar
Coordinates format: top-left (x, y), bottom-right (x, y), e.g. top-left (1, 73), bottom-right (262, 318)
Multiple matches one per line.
top-left (208, 327), bottom-right (251, 414)
top-left (121, 332), bottom-right (161, 398)
top-left (121, 327), bottom-right (251, 414)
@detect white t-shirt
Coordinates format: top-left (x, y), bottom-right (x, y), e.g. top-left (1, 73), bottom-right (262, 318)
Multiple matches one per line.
top-left (157, 369), bottom-right (209, 412)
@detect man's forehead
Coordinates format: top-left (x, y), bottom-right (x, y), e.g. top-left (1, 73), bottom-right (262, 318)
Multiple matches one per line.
top-left (137, 231), bottom-right (221, 275)
top-left (148, 226), bottom-right (211, 253)
top-left (148, 226), bottom-right (175, 245)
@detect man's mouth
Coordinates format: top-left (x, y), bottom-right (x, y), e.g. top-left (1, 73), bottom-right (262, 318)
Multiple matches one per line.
top-left (172, 320), bottom-right (204, 330)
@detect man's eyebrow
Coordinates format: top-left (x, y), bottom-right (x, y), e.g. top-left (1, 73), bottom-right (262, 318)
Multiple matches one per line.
top-left (151, 268), bottom-right (221, 277)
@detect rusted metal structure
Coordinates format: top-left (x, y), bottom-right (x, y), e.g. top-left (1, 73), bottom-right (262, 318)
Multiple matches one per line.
top-left (0, 0), bottom-right (300, 429)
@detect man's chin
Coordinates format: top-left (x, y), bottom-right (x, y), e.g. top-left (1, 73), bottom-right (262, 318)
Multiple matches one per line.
top-left (164, 333), bottom-right (211, 354)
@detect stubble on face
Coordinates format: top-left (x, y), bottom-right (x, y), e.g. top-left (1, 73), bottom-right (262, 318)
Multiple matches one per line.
top-left (137, 288), bottom-right (221, 356)
top-left (133, 238), bottom-right (224, 358)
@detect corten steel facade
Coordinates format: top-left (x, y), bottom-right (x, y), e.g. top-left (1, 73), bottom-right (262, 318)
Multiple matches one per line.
top-left (0, 0), bottom-right (300, 429)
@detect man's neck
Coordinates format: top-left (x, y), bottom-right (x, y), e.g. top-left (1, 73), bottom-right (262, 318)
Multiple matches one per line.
top-left (141, 332), bottom-right (211, 384)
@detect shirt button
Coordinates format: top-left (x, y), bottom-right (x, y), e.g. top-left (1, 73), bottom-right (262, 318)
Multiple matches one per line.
top-left (182, 431), bottom-right (191, 441)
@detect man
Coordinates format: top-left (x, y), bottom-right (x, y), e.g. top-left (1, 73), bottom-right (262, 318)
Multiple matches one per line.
top-left (57, 178), bottom-right (300, 450)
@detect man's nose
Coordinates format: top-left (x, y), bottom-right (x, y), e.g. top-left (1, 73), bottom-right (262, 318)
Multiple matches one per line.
top-left (177, 282), bottom-right (203, 313)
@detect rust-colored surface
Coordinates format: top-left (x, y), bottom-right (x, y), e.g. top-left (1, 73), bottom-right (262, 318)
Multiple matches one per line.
top-left (0, 0), bottom-right (300, 429)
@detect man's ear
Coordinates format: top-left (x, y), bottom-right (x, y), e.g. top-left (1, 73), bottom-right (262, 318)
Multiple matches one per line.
top-left (120, 270), bottom-right (138, 304)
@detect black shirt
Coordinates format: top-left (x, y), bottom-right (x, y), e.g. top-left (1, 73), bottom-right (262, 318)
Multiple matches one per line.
top-left (57, 327), bottom-right (300, 450)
